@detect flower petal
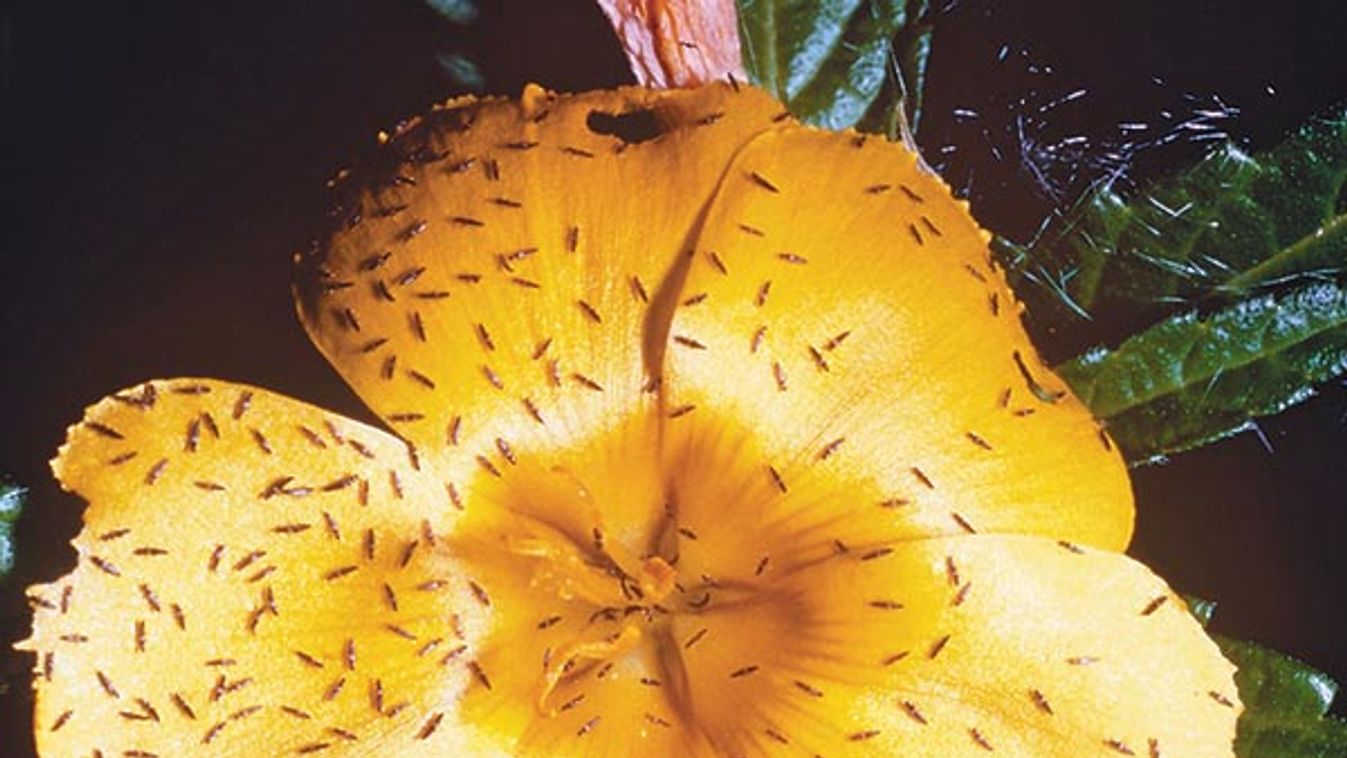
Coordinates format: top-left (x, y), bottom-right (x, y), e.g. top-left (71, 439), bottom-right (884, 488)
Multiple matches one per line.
top-left (662, 124), bottom-right (1133, 549)
top-left (296, 83), bottom-right (782, 469)
top-left (21, 380), bottom-right (502, 757)
top-left (665, 534), bottom-right (1239, 757)
top-left (595, 0), bottom-right (746, 87)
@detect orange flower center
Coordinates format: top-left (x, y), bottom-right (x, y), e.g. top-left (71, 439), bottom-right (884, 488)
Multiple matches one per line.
top-left (440, 417), bottom-right (918, 754)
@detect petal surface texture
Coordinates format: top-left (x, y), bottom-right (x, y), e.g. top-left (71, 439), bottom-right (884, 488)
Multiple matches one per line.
top-left (662, 125), bottom-right (1134, 549)
top-left (22, 380), bottom-right (505, 757)
top-left (296, 83), bottom-right (782, 469)
top-left (661, 533), bottom-right (1240, 757)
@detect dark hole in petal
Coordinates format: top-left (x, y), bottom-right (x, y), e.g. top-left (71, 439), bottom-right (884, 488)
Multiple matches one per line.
top-left (586, 109), bottom-right (663, 144)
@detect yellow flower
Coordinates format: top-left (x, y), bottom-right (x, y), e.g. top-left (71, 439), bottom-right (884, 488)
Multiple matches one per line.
top-left (22, 83), bottom-right (1240, 757)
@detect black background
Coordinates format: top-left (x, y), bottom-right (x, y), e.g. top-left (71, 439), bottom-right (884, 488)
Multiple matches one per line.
top-left (3, 1), bottom-right (1347, 754)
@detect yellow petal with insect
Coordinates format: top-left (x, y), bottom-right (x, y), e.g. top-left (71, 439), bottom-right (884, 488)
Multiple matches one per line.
top-left (295, 82), bottom-right (782, 480)
top-left (738, 533), bottom-right (1239, 758)
top-left (658, 533), bottom-right (1239, 757)
top-left (662, 125), bottom-right (1134, 550)
top-left (20, 380), bottom-right (505, 757)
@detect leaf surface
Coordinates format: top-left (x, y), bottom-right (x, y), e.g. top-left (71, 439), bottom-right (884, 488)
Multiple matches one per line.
top-left (1057, 283), bottom-right (1347, 462)
top-left (737, 0), bottom-right (932, 132)
top-left (1006, 107), bottom-right (1347, 322)
top-left (1217, 636), bottom-right (1347, 758)
top-left (0, 477), bottom-right (24, 580)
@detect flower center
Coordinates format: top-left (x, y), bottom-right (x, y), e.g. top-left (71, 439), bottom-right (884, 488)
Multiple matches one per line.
top-left (443, 419), bottom-right (916, 756)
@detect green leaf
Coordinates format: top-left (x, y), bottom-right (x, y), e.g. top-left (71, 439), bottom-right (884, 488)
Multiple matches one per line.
top-left (424, 0), bottom-right (478, 24)
top-left (1221, 637), bottom-right (1338, 721)
top-left (1236, 717), bottom-right (1347, 758)
top-left (1057, 282), bottom-right (1347, 463)
top-left (1006, 106), bottom-right (1347, 322)
top-left (1215, 635), bottom-right (1347, 758)
top-left (435, 52), bottom-right (485, 92)
top-left (1181, 596), bottom-right (1345, 757)
top-left (1182, 594), bottom-right (1218, 627)
top-left (423, 1), bottom-right (484, 92)
top-left (737, 0), bottom-right (933, 133)
top-left (0, 477), bottom-right (25, 580)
